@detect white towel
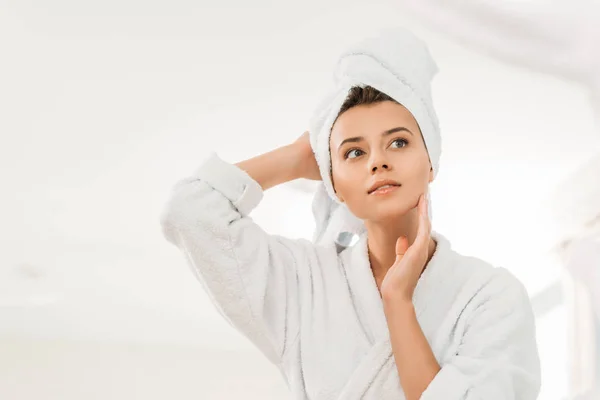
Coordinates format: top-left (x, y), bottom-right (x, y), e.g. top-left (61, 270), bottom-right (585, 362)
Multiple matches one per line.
top-left (308, 26), bottom-right (441, 249)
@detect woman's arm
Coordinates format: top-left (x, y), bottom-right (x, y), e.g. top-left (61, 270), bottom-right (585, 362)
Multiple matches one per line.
top-left (384, 299), bottom-right (440, 400)
top-left (380, 195), bottom-right (441, 400)
top-left (159, 131), bottom-right (320, 365)
top-left (235, 130), bottom-right (321, 190)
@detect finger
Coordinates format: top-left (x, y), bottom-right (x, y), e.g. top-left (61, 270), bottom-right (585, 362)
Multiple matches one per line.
top-left (423, 193), bottom-right (431, 234)
top-left (422, 193), bottom-right (430, 221)
top-left (395, 235), bottom-right (409, 258)
top-left (415, 194), bottom-right (430, 251)
top-left (425, 197), bottom-right (431, 234)
top-left (417, 193), bottom-right (424, 212)
top-left (420, 192), bottom-right (428, 218)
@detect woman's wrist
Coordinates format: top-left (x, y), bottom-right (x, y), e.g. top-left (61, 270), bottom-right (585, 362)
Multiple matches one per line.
top-left (383, 292), bottom-right (414, 314)
top-left (290, 133), bottom-right (321, 181)
top-left (282, 143), bottom-right (306, 182)
top-left (235, 144), bottom-right (304, 191)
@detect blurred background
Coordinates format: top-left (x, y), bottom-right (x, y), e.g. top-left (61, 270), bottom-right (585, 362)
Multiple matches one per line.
top-left (1, 1), bottom-right (599, 399)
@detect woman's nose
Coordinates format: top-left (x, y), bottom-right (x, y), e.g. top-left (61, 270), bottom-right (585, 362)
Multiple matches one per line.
top-left (372, 163), bottom-right (389, 172)
top-left (369, 150), bottom-right (392, 172)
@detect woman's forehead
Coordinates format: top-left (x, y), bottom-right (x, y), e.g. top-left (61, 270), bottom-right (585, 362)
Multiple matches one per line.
top-left (330, 102), bottom-right (418, 144)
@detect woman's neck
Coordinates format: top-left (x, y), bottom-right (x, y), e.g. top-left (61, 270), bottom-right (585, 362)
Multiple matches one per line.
top-left (365, 208), bottom-right (436, 278)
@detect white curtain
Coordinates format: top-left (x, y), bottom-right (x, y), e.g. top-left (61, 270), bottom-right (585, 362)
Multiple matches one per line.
top-left (560, 234), bottom-right (600, 398)
top-left (397, 0), bottom-right (600, 93)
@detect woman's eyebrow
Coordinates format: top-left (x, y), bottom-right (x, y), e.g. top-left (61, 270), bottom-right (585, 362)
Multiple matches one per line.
top-left (338, 127), bottom-right (413, 150)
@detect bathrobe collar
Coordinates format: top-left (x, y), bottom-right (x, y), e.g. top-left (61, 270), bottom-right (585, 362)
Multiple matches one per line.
top-left (341, 230), bottom-right (453, 343)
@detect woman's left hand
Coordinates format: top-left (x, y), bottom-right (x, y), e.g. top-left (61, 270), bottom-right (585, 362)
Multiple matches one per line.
top-left (380, 193), bottom-right (432, 303)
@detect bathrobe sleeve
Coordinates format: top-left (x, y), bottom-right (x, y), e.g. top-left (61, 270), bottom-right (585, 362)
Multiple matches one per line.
top-left (159, 152), bottom-right (307, 364)
top-left (420, 268), bottom-right (541, 400)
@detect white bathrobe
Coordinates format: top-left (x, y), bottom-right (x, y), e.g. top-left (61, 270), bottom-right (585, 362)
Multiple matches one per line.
top-left (160, 152), bottom-right (542, 400)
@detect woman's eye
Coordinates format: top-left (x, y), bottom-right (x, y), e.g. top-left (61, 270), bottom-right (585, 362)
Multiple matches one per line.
top-left (345, 149), bottom-right (363, 159)
top-left (345, 139), bottom-right (406, 159)
top-left (391, 138), bottom-right (408, 148)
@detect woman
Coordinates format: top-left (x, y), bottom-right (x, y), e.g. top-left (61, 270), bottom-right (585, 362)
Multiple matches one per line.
top-left (160, 30), bottom-right (541, 400)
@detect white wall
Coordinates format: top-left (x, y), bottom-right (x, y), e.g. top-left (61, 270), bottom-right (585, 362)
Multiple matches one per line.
top-left (0, 337), bottom-right (289, 400)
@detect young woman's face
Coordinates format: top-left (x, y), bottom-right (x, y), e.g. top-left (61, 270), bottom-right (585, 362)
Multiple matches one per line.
top-left (329, 100), bottom-right (433, 223)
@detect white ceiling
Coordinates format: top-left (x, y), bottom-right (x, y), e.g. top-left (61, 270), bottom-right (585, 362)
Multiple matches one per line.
top-left (1, 1), bottom-right (599, 349)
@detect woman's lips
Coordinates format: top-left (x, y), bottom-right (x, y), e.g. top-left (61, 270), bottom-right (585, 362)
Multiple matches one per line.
top-left (369, 184), bottom-right (401, 195)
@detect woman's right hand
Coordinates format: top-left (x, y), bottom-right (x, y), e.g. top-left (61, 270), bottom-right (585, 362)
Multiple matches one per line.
top-left (293, 131), bottom-right (322, 181)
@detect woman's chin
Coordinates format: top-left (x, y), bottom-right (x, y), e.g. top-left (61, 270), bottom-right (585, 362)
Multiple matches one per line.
top-left (369, 203), bottom-right (412, 221)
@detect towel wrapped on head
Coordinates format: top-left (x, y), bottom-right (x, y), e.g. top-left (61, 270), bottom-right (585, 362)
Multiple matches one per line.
top-left (308, 26), bottom-right (442, 250)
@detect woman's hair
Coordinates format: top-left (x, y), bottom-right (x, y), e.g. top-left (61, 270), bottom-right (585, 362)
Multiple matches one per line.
top-left (337, 85), bottom-right (397, 118)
